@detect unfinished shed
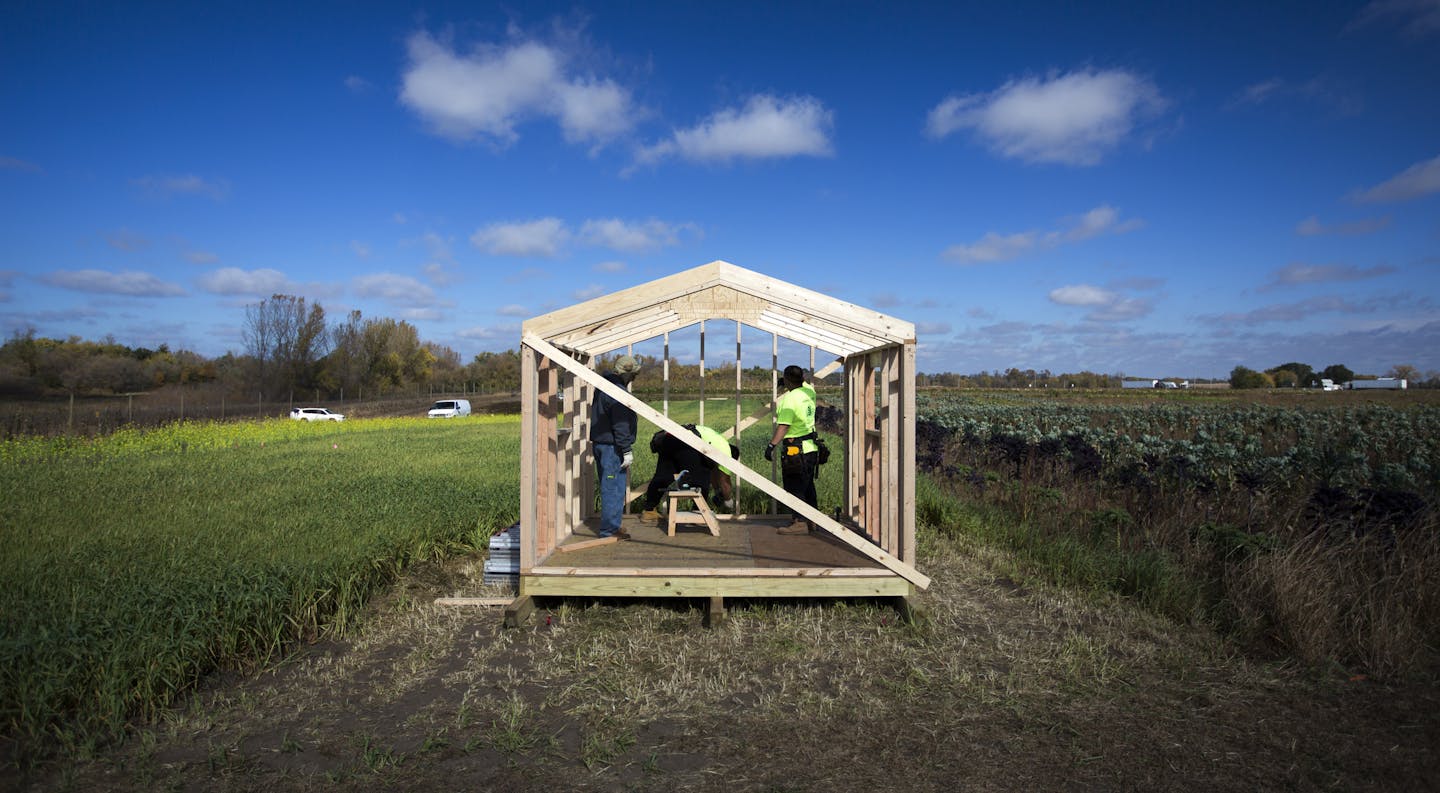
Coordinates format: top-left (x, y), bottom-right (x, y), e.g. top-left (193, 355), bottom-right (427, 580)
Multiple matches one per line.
top-left (515, 260), bottom-right (930, 613)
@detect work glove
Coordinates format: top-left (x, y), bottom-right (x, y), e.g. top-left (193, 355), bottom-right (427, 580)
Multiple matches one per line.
top-left (764, 443), bottom-right (776, 462)
top-left (621, 451), bottom-right (633, 470)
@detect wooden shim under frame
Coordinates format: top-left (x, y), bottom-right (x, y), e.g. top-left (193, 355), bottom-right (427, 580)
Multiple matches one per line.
top-left (434, 597), bottom-right (513, 607)
top-left (521, 334), bottom-right (932, 591)
top-left (556, 536), bottom-right (620, 553)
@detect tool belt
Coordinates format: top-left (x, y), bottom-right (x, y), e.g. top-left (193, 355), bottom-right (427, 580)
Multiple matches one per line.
top-left (781, 432), bottom-right (830, 472)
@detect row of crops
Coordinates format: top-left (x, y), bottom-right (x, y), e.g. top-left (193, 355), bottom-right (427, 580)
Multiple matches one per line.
top-left (917, 394), bottom-right (1438, 507)
top-left (0, 417), bottom-right (521, 760)
top-left (913, 392), bottom-right (1440, 678)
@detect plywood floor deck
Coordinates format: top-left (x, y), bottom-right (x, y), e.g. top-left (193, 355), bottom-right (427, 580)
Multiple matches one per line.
top-left (540, 514), bottom-right (886, 570)
top-left (522, 515), bottom-right (910, 599)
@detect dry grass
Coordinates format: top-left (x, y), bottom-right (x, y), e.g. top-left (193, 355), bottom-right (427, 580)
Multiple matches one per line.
top-left (11, 529), bottom-right (1438, 793)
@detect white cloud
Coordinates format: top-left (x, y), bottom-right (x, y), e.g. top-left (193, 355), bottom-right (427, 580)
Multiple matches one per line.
top-left (916, 321), bottom-right (952, 335)
top-left (470, 217), bottom-right (569, 257)
top-left (1050, 285), bottom-right (1117, 306)
top-left (497, 304), bottom-right (530, 317)
top-left (1260, 262), bottom-right (1398, 290)
top-left (399, 31), bottom-right (635, 148)
top-left (1354, 154), bottom-right (1440, 203)
top-left (344, 75), bottom-right (372, 93)
top-left (580, 218), bottom-right (693, 252)
top-left (457, 323), bottom-right (520, 341)
top-left (197, 267), bottom-right (295, 296)
top-left (1049, 283), bottom-right (1154, 322)
top-left (593, 260), bottom-right (627, 273)
top-left (572, 284), bottom-right (606, 301)
top-left (131, 173), bottom-right (229, 200)
top-left (943, 204), bottom-right (1141, 264)
top-left (1352, 0), bottom-right (1440, 37)
top-left (353, 272), bottom-right (437, 306)
top-left (633, 94), bottom-right (834, 168)
top-left (926, 69), bottom-right (1167, 166)
top-left (44, 269), bottom-right (186, 297)
top-left (1295, 215), bottom-right (1391, 235)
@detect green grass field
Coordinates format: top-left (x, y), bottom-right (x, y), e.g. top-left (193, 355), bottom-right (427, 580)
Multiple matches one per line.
top-left (0, 405), bottom-right (845, 757)
top-left (1, 417), bottom-right (521, 752)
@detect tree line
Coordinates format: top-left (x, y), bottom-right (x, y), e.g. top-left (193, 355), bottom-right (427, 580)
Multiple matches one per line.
top-left (0, 294), bottom-right (522, 400)
top-left (2, 296), bottom-right (1435, 401)
top-left (1228, 361), bottom-right (1435, 389)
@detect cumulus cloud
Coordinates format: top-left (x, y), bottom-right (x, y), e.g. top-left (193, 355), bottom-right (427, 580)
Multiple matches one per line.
top-left (353, 272), bottom-right (437, 306)
top-left (1049, 282), bottom-right (1155, 322)
top-left (916, 321), bottom-right (952, 335)
top-left (580, 218), bottom-right (694, 252)
top-left (593, 260), bottom-right (627, 273)
top-left (197, 267), bottom-right (296, 296)
top-left (399, 31), bottom-right (635, 148)
top-left (926, 69), bottom-right (1167, 166)
top-left (470, 217), bottom-right (569, 257)
top-left (1260, 262), bottom-right (1398, 290)
top-left (632, 94), bottom-right (834, 169)
top-left (131, 173), bottom-right (229, 200)
top-left (942, 204), bottom-right (1142, 264)
top-left (1295, 215), bottom-right (1391, 235)
top-left (43, 269), bottom-right (186, 297)
top-left (1354, 154), bottom-right (1440, 203)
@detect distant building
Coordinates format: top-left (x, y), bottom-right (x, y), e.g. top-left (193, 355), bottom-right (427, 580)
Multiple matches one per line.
top-left (1349, 378), bottom-right (1408, 390)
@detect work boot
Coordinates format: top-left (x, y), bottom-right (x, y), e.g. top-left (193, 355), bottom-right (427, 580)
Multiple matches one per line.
top-left (778, 520), bottom-right (810, 535)
top-left (641, 509), bottom-right (661, 522)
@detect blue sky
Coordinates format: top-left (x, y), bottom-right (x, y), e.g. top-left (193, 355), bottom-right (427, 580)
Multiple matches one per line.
top-left (2, 1), bottom-right (1438, 379)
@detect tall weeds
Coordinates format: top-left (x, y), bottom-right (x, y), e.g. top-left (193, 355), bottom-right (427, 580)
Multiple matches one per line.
top-left (917, 394), bottom-right (1440, 680)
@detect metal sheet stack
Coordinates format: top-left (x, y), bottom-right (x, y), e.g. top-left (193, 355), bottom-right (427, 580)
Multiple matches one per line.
top-left (482, 522), bottom-right (520, 586)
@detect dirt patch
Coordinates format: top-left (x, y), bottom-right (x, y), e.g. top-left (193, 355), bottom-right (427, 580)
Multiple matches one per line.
top-left (8, 542), bottom-right (1438, 792)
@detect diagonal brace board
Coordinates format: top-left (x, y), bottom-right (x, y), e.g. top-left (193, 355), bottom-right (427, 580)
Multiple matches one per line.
top-left (522, 333), bottom-right (930, 590)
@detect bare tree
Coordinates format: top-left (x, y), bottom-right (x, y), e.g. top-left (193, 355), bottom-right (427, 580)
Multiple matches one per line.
top-left (243, 294), bottom-right (329, 398)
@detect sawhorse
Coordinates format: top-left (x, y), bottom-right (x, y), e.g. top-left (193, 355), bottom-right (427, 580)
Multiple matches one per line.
top-left (666, 489), bottom-right (719, 536)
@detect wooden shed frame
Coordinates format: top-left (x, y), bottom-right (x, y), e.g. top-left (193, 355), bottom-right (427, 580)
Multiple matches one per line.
top-left (516, 260), bottom-right (928, 607)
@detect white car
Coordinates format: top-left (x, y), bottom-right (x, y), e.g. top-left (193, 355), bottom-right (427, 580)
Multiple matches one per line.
top-left (427, 399), bottom-right (472, 418)
top-left (290, 407), bottom-right (345, 422)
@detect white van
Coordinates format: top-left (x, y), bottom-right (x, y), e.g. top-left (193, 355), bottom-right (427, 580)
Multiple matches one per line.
top-left (427, 399), bottom-right (472, 418)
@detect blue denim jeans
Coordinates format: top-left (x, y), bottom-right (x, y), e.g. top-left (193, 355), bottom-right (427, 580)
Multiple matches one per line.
top-left (594, 443), bottom-right (627, 536)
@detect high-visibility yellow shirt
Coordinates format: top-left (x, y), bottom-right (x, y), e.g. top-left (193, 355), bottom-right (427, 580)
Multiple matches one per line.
top-left (775, 383), bottom-right (817, 454)
top-left (695, 424), bottom-right (733, 476)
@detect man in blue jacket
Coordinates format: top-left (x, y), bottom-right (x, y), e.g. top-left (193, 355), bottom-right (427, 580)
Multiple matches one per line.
top-left (590, 355), bottom-right (640, 539)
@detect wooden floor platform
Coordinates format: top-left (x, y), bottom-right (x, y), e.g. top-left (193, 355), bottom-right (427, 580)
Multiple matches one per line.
top-left (522, 514), bottom-right (912, 599)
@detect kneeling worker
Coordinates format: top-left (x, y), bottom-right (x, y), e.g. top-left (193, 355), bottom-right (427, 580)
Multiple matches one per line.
top-left (640, 424), bottom-right (739, 519)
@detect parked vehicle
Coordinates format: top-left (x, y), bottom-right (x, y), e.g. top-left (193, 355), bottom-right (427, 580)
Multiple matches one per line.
top-left (290, 407), bottom-right (345, 422)
top-left (427, 399), bottom-right (472, 418)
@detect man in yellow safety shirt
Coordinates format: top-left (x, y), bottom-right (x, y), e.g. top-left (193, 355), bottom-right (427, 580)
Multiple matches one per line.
top-left (765, 365), bottom-right (818, 535)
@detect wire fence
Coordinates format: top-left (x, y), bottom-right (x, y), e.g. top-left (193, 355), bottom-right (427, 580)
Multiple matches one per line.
top-left (1, 386), bottom-right (519, 439)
